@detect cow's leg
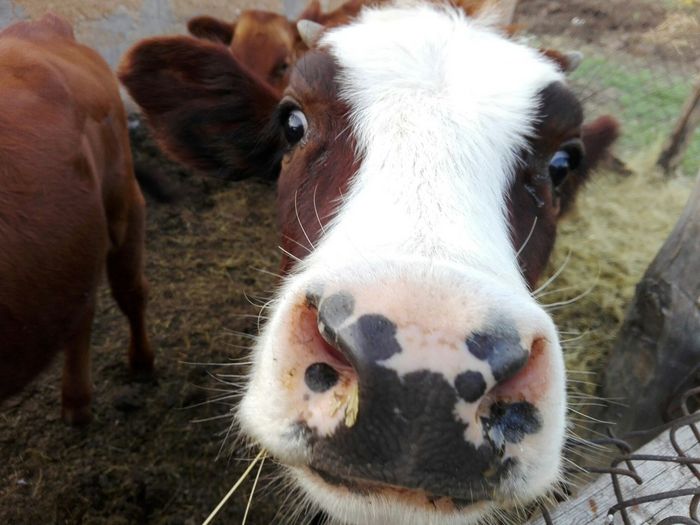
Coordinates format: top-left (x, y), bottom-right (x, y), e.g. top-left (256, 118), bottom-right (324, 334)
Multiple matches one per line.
top-left (107, 190), bottom-right (153, 374)
top-left (61, 301), bottom-right (95, 425)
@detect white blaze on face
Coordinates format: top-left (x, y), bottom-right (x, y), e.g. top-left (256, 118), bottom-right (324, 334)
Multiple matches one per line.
top-left (310, 3), bottom-right (564, 288)
top-left (239, 5), bottom-right (568, 525)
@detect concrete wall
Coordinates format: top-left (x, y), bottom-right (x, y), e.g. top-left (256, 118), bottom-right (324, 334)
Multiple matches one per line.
top-left (0, 0), bottom-right (345, 111)
top-left (1, 0), bottom-right (286, 69)
top-left (0, 1), bottom-right (354, 69)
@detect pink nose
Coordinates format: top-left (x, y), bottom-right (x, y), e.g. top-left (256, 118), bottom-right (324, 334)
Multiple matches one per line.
top-left (312, 292), bottom-right (530, 398)
top-left (303, 286), bottom-right (540, 393)
top-left (286, 282), bottom-right (550, 500)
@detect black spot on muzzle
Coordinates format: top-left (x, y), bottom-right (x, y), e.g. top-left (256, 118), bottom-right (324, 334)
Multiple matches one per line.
top-left (455, 370), bottom-right (486, 402)
top-left (485, 401), bottom-right (542, 445)
top-left (301, 300), bottom-right (542, 501)
top-left (309, 367), bottom-right (519, 501)
top-left (320, 309), bottom-right (403, 367)
top-left (318, 291), bottom-right (355, 328)
top-left (466, 323), bottom-right (528, 382)
top-left (344, 314), bottom-right (402, 362)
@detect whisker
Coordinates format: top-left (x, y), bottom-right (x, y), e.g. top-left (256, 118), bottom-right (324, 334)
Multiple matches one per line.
top-left (279, 245), bottom-right (303, 265)
top-left (178, 359), bottom-right (250, 367)
top-left (224, 313), bottom-right (269, 321)
top-left (214, 373), bottom-right (250, 380)
top-left (515, 216), bottom-right (538, 259)
top-left (566, 362), bottom-right (598, 370)
top-left (221, 329), bottom-right (258, 341)
top-left (295, 189), bottom-right (315, 251)
top-left (566, 378), bottom-right (600, 386)
top-left (190, 412), bottom-right (236, 424)
top-left (532, 250), bottom-right (572, 297)
top-left (541, 282), bottom-right (597, 310)
top-left (251, 267), bottom-right (284, 280)
top-left (257, 296), bottom-right (277, 333)
top-left (218, 418), bottom-right (243, 460)
top-left (283, 233), bottom-right (314, 256)
top-left (534, 284), bottom-right (580, 299)
top-left (313, 184), bottom-right (327, 238)
top-left (567, 407), bottom-right (615, 425)
top-left (185, 392), bottom-right (243, 410)
top-left (242, 289), bottom-right (275, 308)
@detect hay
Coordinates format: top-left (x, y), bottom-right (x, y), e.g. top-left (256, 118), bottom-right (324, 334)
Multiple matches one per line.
top-left (542, 170), bottom-right (693, 413)
top-left (642, 11), bottom-right (700, 56)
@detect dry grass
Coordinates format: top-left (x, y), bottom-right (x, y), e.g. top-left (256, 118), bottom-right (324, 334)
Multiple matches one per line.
top-left (542, 168), bottom-right (693, 412)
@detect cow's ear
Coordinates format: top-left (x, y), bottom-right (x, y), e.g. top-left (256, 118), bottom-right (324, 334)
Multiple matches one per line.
top-left (299, 0), bottom-right (323, 22)
top-left (318, 0), bottom-right (365, 27)
top-left (541, 48), bottom-right (583, 73)
top-left (119, 36), bottom-right (283, 181)
top-left (187, 16), bottom-right (234, 45)
top-left (581, 115), bottom-right (619, 169)
top-left (557, 115), bottom-right (619, 215)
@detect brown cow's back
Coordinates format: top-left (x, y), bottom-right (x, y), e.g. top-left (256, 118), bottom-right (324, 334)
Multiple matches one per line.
top-left (0, 15), bottom-right (151, 420)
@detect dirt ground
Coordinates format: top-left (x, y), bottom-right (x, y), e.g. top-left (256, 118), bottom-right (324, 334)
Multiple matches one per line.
top-left (0, 122), bottom-right (284, 524)
top-left (0, 1), bottom-right (696, 524)
top-left (516, 0), bottom-right (699, 64)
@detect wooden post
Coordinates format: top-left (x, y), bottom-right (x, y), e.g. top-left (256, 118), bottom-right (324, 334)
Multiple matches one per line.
top-left (599, 170), bottom-right (700, 447)
top-left (657, 77), bottom-right (700, 175)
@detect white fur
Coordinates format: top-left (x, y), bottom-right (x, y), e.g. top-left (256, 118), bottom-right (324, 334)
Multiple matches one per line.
top-left (239, 4), bottom-right (567, 524)
top-left (315, 3), bottom-right (562, 287)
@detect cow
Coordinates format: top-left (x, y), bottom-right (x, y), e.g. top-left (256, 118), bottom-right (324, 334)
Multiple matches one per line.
top-left (187, 0), bottom-right (365, 91)
top-left (0, 14), bottom-right (153, 425)
top-left (120, 2), bottom-right (617, 523)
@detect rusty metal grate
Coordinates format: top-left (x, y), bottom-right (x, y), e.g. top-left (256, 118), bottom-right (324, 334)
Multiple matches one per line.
top-left (532, 386), bottom-right (700, 525)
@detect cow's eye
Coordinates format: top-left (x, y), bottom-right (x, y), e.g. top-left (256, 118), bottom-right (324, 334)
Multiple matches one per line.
top-left (283, 108), bottom-right (307, 145)
top-left (549, 140), bottom-right (583, 187)
top-left (273, 61), bottom-right (290, 79)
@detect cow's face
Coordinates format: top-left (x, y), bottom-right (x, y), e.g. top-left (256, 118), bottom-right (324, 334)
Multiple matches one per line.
top-left (230, 11), bottom-right (300, 91)
top-left (188, 10), bottom-right (305, 91)
top-left (121, 5), bottom-right (617, 524)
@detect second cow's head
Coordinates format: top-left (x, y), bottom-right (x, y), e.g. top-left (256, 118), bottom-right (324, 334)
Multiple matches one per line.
top-left (187, 0), bottom-right (365, 91)
top-left (121, 4), bottom-right (617, 524)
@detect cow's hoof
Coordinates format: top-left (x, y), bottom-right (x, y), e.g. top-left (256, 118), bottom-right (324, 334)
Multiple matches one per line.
top-left (61, 404), bottom-right (92, 425)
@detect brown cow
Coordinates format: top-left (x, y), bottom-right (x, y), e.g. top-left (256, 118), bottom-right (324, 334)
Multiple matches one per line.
top-left (121, 2), bottom-right (617, 523)
top-left (187, 0), bottom-right (365, 90)
top-left (0, 14), bottom-right (152, 424)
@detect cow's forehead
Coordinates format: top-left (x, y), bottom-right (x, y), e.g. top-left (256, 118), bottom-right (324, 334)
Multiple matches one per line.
top-left (283, 5), bottom-right (570, 288)
top-left (290, 6), bottom-right (567, 135)
top-left (321, 5), bottom-right (564, 93)
top-left (288, 50), bottom-right (340, 101)
top-left (319, 5), bottom-right (564, 159)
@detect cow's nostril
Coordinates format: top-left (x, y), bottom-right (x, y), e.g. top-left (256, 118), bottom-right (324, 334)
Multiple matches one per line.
top-left (315, 318), bottom-right (354, 369)
top-left (298, 301), bottom-right (354, 373)
top-left (487, 337), bottom-right (549, 404)
top-left (305, 362), bottom-right (340, 392)
top-left (318, 292), bottom-right (355, 330)
top-left (466, 329), bottom-right (529, 384)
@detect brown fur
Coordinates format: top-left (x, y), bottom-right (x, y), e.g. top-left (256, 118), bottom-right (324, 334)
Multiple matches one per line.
top-left (121, 12), bottom-right (618, 287)
top-left (118, 36), bottom-right (282, 181)
top-left (187, 0), bottom-right (367, 91)
top-left (0, 14), bottom-right (152, 424)
top-left (187, 0), bottom-right (521, 94)
top-left (509, 85), bottom-right (619, 286)
top-left (274, 51), bottom-right (360, 274)
top-left (270, 57), bottom-right (618, 286)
